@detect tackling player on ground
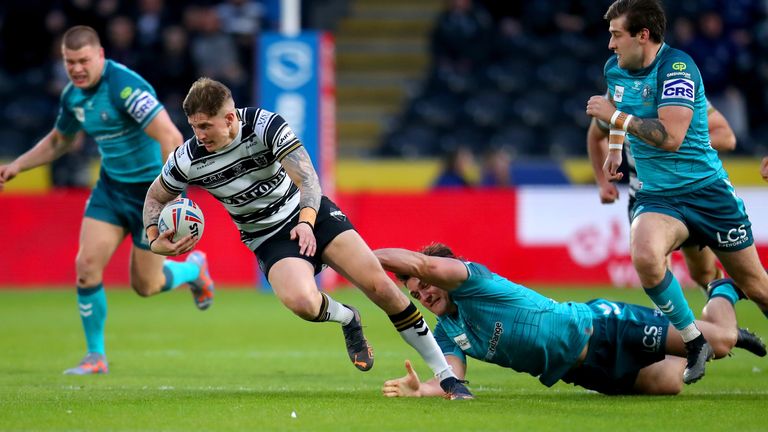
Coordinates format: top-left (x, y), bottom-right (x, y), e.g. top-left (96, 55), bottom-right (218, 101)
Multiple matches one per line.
top-left (377, 243), bottom-right (765, 397)
top-left (0, 26), bottom-right (214, 375)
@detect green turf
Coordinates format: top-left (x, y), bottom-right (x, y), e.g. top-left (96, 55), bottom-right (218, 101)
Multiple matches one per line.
top-left (1, 286), bottom-right (766, 431)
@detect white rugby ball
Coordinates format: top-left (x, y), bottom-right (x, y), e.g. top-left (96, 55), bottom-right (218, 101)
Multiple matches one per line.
top-left (159, 198), bottom-right (205, 242)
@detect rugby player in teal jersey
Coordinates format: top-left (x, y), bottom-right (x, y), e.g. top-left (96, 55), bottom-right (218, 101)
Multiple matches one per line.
top-left (587, 100), bottom-right (735, 290)
top-left (376, 244), bottom-right (765, 396)
top-left (586, 0), bottom-right (768, 384)
top-left (0, 26), bottom-right (214, 375)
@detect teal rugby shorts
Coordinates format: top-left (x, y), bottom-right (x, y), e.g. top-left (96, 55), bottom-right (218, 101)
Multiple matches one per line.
top-left (631, 178), bottom-right (753, 251)
top-left (560, 299), bottom-right (669, 395)
top-left (84, 170), bottom-right (155, 249)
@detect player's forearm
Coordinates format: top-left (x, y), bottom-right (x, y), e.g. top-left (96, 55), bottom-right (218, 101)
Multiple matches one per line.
top-left (145, 110), bottom-right (183, 160)
top-left (15, 130), bottom-right (74, 171)
top-left (143, 178), bottom-right (177, 236)
top-left (587, 136), bottom-right (610, 185)
top-left (157, 131), bottom-right (183, 161)
top-left (626, 117), bottom-right (681, 152)
top-left (709, 126), bottom-right (736, 152)
top-left (282, 147), bottom-right (321, 211)
top-left (374, 248), bottom-right (426, 277)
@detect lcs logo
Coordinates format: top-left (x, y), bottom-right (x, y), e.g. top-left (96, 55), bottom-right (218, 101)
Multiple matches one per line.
top-left (642, 325), bottom-right (663, 352)
top-left (717, 225), bottom-right (747, 245)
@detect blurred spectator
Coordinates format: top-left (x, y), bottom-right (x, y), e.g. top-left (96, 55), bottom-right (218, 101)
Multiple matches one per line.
top-left (62, 0), bottom-right (105, 35)
top-left (688, 11), bottom-right (749, 140)
top-left (106, 16), bottom-right (140, 68)
top-left (216, 0), bottom-right (265, 80)
top-left (432, 146), bottom-right (475, 188)
top-left (189, 6), bottom-right (247, 102)
top-left (134, 0), bottom-right (170, 54)
top-left (149, 25), bottom-right (197, 130)
top-left (480, 146), bottom-right (513, 187)
top-left (430, 0), bottom-right (494, 89)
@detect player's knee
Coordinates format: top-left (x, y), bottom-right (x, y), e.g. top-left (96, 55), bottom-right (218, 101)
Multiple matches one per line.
top-left (689, 267), bottom-right (718, 288)
top-left (631, 251), bottom-right (666, 284)
top-left (75, 255), bottom-right (102, 286)
top-left (130, 280), bottom-right (154, 297)
top-left (283, 295), bottom-right (319, 320)
top-left (711, 328), bottom-right (738, 358)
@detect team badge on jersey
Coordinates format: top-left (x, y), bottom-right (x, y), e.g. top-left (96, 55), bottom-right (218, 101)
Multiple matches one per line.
top-left (454, 334), bottom-right (472, 350)
top-left (662, 78), bottom-right (694, 101)
top-left (613, 85), bottom-right (624, 102)
top-left (73, 107), bottom-right (85, 123)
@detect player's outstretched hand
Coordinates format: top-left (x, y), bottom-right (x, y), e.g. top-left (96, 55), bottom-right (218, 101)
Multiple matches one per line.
top-left (382, 360), bottom-right (422, 398)
top-left (150, 229), bottom-right (197, 256)
top-left (0, 162), bottom-right (21, 192)
top-left (598, 182), bottom-right (619, 204)
top-left (603, 151), bottom-right (624, 182)
top-left (761, 156), bottom-right (768, 182)
top-left (290, 222), bottom-right (316, 257)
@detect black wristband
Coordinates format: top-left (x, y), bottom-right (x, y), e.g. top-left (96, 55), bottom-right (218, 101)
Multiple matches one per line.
top-left (149, 238), bottom-right (158, 249)
top-left (145, 223), bottom-right (158, 232)
top-left (297, 220), bottom-right (314, 230)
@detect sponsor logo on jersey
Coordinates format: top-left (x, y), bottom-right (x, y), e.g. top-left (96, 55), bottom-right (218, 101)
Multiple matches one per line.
top-left (716, 224), bottom-right (748, 247)
top-left (642, 325), bottom-right (663, 352)
top-left (120, 86), bottom-right (133, 99)
top-left (661, 78), bottom-right (694, 101)
top-left (276, 127), bottom-right (296, 149)
top-left (454, 334), bottom-right (472, 351)
top-left (126, 90), bottom-right (159, 122)
top-left (220, 172), bottom-right (287, 205)
top-left (613, 85), bottom-right (624, 102)
top-left (484, 322), bottom-right (504, 361)
top-left (256, 110), bottom-right (270, 127)
top-left (329, 209), bottom-right (346, 221)
top-left (672, 62), bottom-right (687, 71)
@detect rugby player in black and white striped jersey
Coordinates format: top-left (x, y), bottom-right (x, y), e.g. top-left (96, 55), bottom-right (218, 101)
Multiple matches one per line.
top-left (141, 78), bottom-right (471, 398)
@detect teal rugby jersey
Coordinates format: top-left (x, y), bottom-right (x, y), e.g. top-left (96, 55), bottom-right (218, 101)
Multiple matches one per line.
top-left (433, 263), bottom-right (593, 387)
top-left (55, 60), bottom-right (165, 183)
top-left (604, 43), bottom-right (726, 193)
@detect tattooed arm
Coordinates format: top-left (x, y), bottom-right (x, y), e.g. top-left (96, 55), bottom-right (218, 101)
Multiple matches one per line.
top-left (626, 105), bottom-right (693, 152)
top-left (281, 145), bottom-right (322, 256)
top-left (281, 146), bottom-right (322, 211)
top-left (142, 177), bottom-right (193, 256)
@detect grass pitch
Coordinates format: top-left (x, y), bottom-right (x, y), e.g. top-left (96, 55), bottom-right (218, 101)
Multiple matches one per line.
top-left (1, 286), bottom-right (767, 431)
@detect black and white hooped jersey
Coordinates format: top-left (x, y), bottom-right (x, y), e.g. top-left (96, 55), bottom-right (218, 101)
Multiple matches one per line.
top-left (160, 107), bottom-right (302, 250)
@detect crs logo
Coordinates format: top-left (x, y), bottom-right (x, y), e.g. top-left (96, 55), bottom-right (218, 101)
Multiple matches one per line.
top-left (717, 225), bottom-right (748, 245)
top-left (661, 78), bottom-right (694, 101)
top-left (266, 41), bottom-right (313, 90)
top-left (672, 62), bottom-right (687, 71)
